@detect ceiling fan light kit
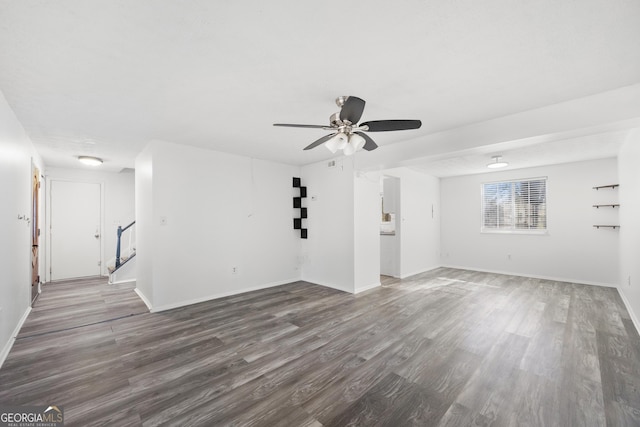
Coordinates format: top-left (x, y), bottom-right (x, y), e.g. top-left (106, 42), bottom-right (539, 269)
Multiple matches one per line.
top-left (344, 133), bottom-right (366, 156)
top-left (274, 96), bottom-right (422, 156)
top-left (324, 132), bottom-right (367, 156)
top-left (325, 133), bottom-right (348, 153)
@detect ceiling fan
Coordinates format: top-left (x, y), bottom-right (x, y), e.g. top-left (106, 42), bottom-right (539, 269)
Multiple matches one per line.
top-left (274, 96), bottom-right (421, 155)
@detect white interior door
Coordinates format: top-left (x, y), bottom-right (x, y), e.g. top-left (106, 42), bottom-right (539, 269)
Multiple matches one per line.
top-left (51, 180), bottom-right (101, 280)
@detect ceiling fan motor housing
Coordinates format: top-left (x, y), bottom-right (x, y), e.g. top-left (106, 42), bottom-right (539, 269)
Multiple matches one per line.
top-left (330, 112), bottom-right (342, 127)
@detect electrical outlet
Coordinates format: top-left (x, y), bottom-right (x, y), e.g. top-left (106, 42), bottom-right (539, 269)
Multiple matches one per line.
top-left (232, 266), bottom-right (238, 275)
top-left (629, 276), bottom-right (632, 287)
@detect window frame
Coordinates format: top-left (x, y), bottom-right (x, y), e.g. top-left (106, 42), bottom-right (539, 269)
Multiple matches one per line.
top-left (480, 176), bottom-right (548, 235)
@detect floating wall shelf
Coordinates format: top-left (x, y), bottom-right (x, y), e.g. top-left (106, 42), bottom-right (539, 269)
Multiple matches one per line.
top-left (593, 184), bottom-right (619, 230)
top-left (293, 177), bottom-right (307, 239)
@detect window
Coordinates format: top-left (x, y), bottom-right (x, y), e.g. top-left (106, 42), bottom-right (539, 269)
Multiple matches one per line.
top-left (482, 177), bottom-right (547, 233)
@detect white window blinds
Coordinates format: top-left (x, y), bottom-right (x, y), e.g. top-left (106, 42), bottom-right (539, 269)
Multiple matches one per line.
top-left (482, 178), bottom-right (547, 232)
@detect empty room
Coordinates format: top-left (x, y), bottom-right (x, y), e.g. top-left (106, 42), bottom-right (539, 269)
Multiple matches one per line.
top-left (2, 1), bottom-right (640, 426)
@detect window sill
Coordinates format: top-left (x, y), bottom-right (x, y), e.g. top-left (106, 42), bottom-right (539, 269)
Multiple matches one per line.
top-left (481, 229), bottom-right (548, 236)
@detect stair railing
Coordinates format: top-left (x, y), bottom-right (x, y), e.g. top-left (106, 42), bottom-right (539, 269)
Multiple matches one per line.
top-left (115, 221), bottom-right (136, 269)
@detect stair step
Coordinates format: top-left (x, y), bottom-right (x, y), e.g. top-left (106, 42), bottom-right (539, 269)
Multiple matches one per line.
top-left (108, 252), bottom-right (137, 275)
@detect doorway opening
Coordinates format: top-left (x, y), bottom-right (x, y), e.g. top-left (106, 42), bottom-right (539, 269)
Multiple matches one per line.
top-left (380, 175), bottom-right (400, 279)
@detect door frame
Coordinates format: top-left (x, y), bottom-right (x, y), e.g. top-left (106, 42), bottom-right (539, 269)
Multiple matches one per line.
top-left (45, 177), bottom-right (105, 282)
top-left (31, 162), bottom-right (41, 304)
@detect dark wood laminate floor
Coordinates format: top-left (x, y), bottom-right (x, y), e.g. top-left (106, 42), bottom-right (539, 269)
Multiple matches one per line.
top-left (2, 269), bottom-right (640, 426)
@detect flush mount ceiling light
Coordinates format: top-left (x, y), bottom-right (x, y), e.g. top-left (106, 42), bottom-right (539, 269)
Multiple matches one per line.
top-left (77, 156), bottom-right (103, 166)
top-left (487, 155), bottom-right (508, 169)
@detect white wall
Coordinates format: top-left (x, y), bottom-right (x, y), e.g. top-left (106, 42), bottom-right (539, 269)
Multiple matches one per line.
top-left (354, 171), bottom-right (381, 293)
top-left (0, 90), bottom-right (44, 367)
top-left (135, 140), bottom-right (301, 311)
top-left (384, 167), bottom-right (441, 278)
top-left (300, 158), bottom-right (355, 292)
top-left (134, 145), bottom-right (154, 307)
top-left (44, 167), bottom-right (135, 280)
top-left (618, 130), bottom-right (640, 328)
top-left (441, 158), bottom-right (619, 286)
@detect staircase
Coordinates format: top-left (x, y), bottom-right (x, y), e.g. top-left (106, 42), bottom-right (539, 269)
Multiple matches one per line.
top-left (108, 221), bottom-right (136, 284)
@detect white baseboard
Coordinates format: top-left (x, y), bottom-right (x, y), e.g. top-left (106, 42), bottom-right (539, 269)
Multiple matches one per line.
top-left (354, 282), bottom-right (381, 294)
top-left (617, 287), bottom-right (640, 336)
top-left (0, 307), bottom-right (32, 370)
top-left (399, 265), bottom-right (441, 279)
top-left (111, 278), bottom-right (136, 285)
top-left (440, 264), bottom-right (618, 288)
top-left (150, 277), bottom-right (301, 313)
top-left (299, 277), bottom-right (353, 294)
top-left (134, 288), bottom-right (153, 311)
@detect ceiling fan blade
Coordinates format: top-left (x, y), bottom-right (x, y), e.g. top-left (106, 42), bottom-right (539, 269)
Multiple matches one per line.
top-left (304, 133), bottom-right (337, 150)
top-left (339, 96), bottom-right (366, 124)
top-left (355, 132), bottom-right (378, 151)
top-left (273, 123), bottom-right (328, 129)
top-left (360, 119), bottom-right (422, 132)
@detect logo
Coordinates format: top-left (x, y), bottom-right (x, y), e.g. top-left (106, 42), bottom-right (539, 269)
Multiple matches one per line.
top-left (0, 405), bottom-right (64, 427)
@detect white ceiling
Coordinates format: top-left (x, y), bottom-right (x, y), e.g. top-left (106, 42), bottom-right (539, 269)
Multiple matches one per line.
top-left (1, 1), bottom-right (639, 175)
